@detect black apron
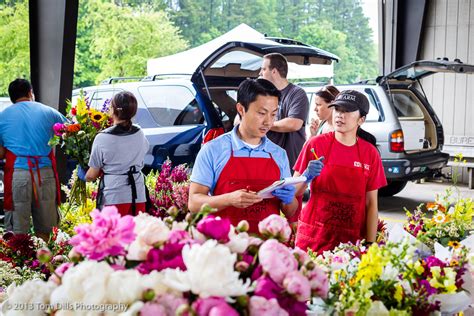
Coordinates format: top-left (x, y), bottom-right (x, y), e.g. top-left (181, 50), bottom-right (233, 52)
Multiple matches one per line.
top-left (96, 124), bottom-right (151, 215)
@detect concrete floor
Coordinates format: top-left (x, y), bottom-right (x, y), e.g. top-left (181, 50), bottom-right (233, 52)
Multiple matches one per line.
top-left (379, 180), bottom-right (474, 229)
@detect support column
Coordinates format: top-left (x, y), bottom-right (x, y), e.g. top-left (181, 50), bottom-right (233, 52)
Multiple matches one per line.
top-left (29, 0), bottom-right (79, 192)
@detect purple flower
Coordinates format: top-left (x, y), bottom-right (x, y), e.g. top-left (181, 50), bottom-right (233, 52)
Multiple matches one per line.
top-left (138, 242), bottom-right (186, 274)
top-left (170, 164), bottom-right (189, 182)
top-left (254, 275), bottom-right (284, 300)
top-left (424, 256), bottom-right (446, 269)
top-left (197, 215), bottom-right (231, 243)
top-left (278, 296), bottom-right (307, 316)
top-left (419, 279), bottom-right (438, 296)
top-left (69, 207), bottom-right (136, 260)
top-left (192, 297), bottom-right (238, 316)
top-left (258, 239), bottom-right (298, 284)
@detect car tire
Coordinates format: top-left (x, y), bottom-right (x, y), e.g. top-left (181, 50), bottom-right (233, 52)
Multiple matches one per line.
top-left (378, 180), bottom-right (408, 197)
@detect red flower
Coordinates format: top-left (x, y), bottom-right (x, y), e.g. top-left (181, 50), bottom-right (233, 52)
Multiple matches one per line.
top-left (71, 107), bottom-right (77, 115)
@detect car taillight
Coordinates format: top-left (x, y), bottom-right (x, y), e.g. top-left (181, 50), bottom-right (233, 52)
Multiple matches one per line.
top-left (202, 127), bottom-right (224, 144)
top-left (390, 129), bottom-right (404, 152)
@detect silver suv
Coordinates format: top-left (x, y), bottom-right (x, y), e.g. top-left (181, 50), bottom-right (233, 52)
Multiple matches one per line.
top-left (302, 59), bottom-right (474, 196)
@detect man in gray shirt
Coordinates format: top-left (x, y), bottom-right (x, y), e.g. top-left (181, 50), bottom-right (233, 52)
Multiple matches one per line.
top-left (260, 53), bottom-right (309, 168)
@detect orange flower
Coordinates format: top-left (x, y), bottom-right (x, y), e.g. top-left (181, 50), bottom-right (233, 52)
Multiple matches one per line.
top-left (426, 202), bottom-right (446, 213)
top-left (66, 124), bottom-right (81, 133)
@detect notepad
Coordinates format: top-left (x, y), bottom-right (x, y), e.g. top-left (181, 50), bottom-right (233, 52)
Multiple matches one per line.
top-left (257, 176), bottom-right (307, 198)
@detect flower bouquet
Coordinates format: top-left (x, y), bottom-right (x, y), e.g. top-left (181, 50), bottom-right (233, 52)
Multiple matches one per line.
top-left (1, 209), bottom-right (329, 316)
top-left (0, 227), bottom-right (71, 292)
top-left (48, 91), bottom-right (111, 205)
top-left (402, 187), bottom-right (473, 251)
top-left (146, 159), bottom-right (190, 219)
top-left (308, 239), bottom-right (472, 315)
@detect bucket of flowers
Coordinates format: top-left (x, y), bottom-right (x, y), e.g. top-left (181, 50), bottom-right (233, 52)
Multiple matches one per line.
top-left (48, 90), bottom-right (111, 205)
top-left (145, 159), bottom-right (190, 220)
top-left (308, 239), bottom-right (472, 315)
top-left (1, 207), bottom-right (329, 316)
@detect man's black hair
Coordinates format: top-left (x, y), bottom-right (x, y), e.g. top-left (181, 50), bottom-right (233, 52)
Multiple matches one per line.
top-left (237, 78), bottom-right (281, 113)
top-left (8, 78), bottom-right (33, 103)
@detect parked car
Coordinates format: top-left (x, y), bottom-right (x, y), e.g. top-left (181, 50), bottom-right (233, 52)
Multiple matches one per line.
top-left (73, 38), bottom-right (338, 170)
top-left (301, 59), bottom-right (474, 196)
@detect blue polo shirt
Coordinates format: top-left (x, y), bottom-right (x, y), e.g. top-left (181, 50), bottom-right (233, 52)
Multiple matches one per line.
top-left (190, 125), bottom-right (291, 194)
top-left (0, 101), bottom-right (67, 169)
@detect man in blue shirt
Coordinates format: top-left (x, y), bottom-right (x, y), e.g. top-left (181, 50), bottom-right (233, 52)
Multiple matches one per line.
top-left (189, 79), bottom-right (298, 233)
top-left (0, 79), bottom-right (66, 240)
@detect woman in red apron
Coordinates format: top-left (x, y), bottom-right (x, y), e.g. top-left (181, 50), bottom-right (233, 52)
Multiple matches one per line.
top-left (294, 90), bottom-right (387, 254)
top-left (188, 79), bottom-right (298, 233)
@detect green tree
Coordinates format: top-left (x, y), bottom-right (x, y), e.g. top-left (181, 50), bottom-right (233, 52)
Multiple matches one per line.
top-left (0, 0), bottom-right (29, 96)
top-left (74, 0), bottom-right (187, 87)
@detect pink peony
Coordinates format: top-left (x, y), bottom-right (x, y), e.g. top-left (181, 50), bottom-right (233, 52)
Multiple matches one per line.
top-left (304, 265), bottom-right (329, 298)
top-left (143, 294), bottom-right (187, 316)
top-left (137, 242), bottom-right (186, 274)
top-left (192, 297), bottom-right (239, 316)
top-left (258, 239), bottom-right (298, 284)
top-left (254, 275), bottom-right (283, 300)
top-left (258, 214), bottom-right (292, 242)
top-left (53, 123), bottom-right (65, 136)
top-left (282, 271), bottom-right (311, 302)
top-left (50, 262), bottom-right (73, 285)
top-left (139, 303), bottom-right (167, 316)
top-left (197, 215), bottom-right (231, 243)
top-left (292, 247), bottom-right (310, 266)
top-left (69, 207), bottom-right (136, 260)
top-left (249, 296), bottom-right (288, 316)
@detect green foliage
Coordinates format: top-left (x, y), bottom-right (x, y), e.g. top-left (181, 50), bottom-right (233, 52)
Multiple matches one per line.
top-left (74, 0), bottom-right (187, 88)
top-left (0, 0), bottom-right (30, 96)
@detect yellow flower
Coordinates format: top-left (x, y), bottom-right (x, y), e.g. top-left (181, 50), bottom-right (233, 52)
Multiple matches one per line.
top-left (355, 244), bottom-right (385, 287)
top-left (76, 97), bottom-right (88, 118)
top-left (448, 241), bottom-right (461, 249)
top-left (414, 261), bottom-right (425, 275)
top-left (394, 283), bottom-right (403, 303)
top-left (90, 110), bottom-right (107, 123)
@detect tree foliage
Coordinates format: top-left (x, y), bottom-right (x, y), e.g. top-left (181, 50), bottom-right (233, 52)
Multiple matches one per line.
top-left (0, 0), bottom-right (30, 96)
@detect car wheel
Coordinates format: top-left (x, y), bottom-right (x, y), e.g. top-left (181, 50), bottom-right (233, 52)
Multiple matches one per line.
top-left (378, 180), bottom-right (408, 197)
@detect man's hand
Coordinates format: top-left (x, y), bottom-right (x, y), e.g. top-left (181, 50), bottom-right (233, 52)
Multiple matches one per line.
top-left (227, 189), bottom-right (263, 208)
top-left (303, 157), bottom-right (324, 183)
top-left (272, 185), bottom-right (296, 205)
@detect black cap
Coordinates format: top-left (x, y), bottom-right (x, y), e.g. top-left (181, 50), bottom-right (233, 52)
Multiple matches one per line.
top-left (328, 90), bottom-right (369, 116)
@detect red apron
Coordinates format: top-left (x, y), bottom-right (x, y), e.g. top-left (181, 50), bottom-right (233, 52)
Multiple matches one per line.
top-left (213, 148), bottom-right (281, 234)
top-left (3, 149), bottom-right (61, 211)
top-left (296, 135), bottom-right (369, 253)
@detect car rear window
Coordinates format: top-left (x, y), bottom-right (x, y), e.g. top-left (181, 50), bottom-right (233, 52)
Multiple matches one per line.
top-left (391, 91), bottom-right (425, 119)
top-left (138, 85), bottom-right (203, 126)
top-left (89, 89), bottom-right (123, 110)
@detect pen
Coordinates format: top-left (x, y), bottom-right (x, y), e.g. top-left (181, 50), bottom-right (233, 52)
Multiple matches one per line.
top-left (310, 148), bottom-right (318, 160)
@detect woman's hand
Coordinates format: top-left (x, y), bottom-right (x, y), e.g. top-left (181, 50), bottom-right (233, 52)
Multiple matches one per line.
top-left (303, 157), bottom-right (325, 182)
top-left (309, 118), bottom-right (320, 136)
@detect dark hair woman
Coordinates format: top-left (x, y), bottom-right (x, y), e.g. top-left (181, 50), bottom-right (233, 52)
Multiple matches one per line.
top-left (310, 85), bottom-right (340, 136)
top-left (294, 90), bottom-right (387, 254)
top-left (82, 91), bottom-right (149, 216)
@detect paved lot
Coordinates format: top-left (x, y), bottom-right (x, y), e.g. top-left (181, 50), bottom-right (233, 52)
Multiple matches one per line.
top-left (379, 180), bottom-right (474, 229)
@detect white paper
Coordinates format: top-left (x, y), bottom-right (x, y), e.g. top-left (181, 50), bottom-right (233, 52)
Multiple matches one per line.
top-left (257, 176), bottom-right (307, 199)
top-left (432, 291), bottom-right (471, 314)
top-left (388, 223), bottom-right (432, 255)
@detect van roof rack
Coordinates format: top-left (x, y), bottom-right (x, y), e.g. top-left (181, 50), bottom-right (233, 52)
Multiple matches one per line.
top-left (100, 77), bottom-right (144, 85)
top-left (142, 74), bottom-right (193, 81)
top-left (354, 78), bottom-right (377, 84)
top-left (295, 81), bottom-right (327, 87)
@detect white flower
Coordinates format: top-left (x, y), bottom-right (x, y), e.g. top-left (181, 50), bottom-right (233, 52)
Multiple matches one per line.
top-left (3, 279), bottom-right (57, 316)
top-left (225, 230), bottom-right (250, 253)
top-left (55, 230), bottom-right (71, 244)
top-left (366, 300), bottom-right (389, 315)
top-left (106, 270), bottom-right (144, 304)
top-left (119, 301), bottom-right (144, 316)
top-left (163, 240), bottom-right (250, 298)
top-left (127, 214), bottom-right (170, 261)
top-left (50, 261), bottom-right (113, 306)
top-left (171, 221), bottom-right (188, 231)
top-left (141, 271), bottom-right (175, 296)
top-left (381, 263), bottom-right (399, 281)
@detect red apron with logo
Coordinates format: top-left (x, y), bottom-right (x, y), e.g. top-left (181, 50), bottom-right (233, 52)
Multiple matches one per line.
top-left (296, 135), bottom-right (369, 253)
top-left (3, 149), bottom-right (61, 211)
top-left (213, 149), bottom-right (281, 234)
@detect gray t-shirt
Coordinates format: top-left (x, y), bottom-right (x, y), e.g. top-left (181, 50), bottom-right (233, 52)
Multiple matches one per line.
top-left (267, 83), bottom-right (309, 169)
top-left (89, 127), bottom-right (149, 205)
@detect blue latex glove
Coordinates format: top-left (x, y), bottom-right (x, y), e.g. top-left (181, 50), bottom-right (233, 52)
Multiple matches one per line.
top-left (77, 165), bottom-right (88, 182)
top-left (272, 185), bottom-right (296, 205)
top-left (303, 157), bottom-right (325, 183)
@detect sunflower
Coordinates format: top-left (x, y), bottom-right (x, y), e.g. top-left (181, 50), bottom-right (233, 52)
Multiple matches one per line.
top-left (90, 110), bottom-right (107, 123)
top-left (447, 240), bottom-right (461, 249)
